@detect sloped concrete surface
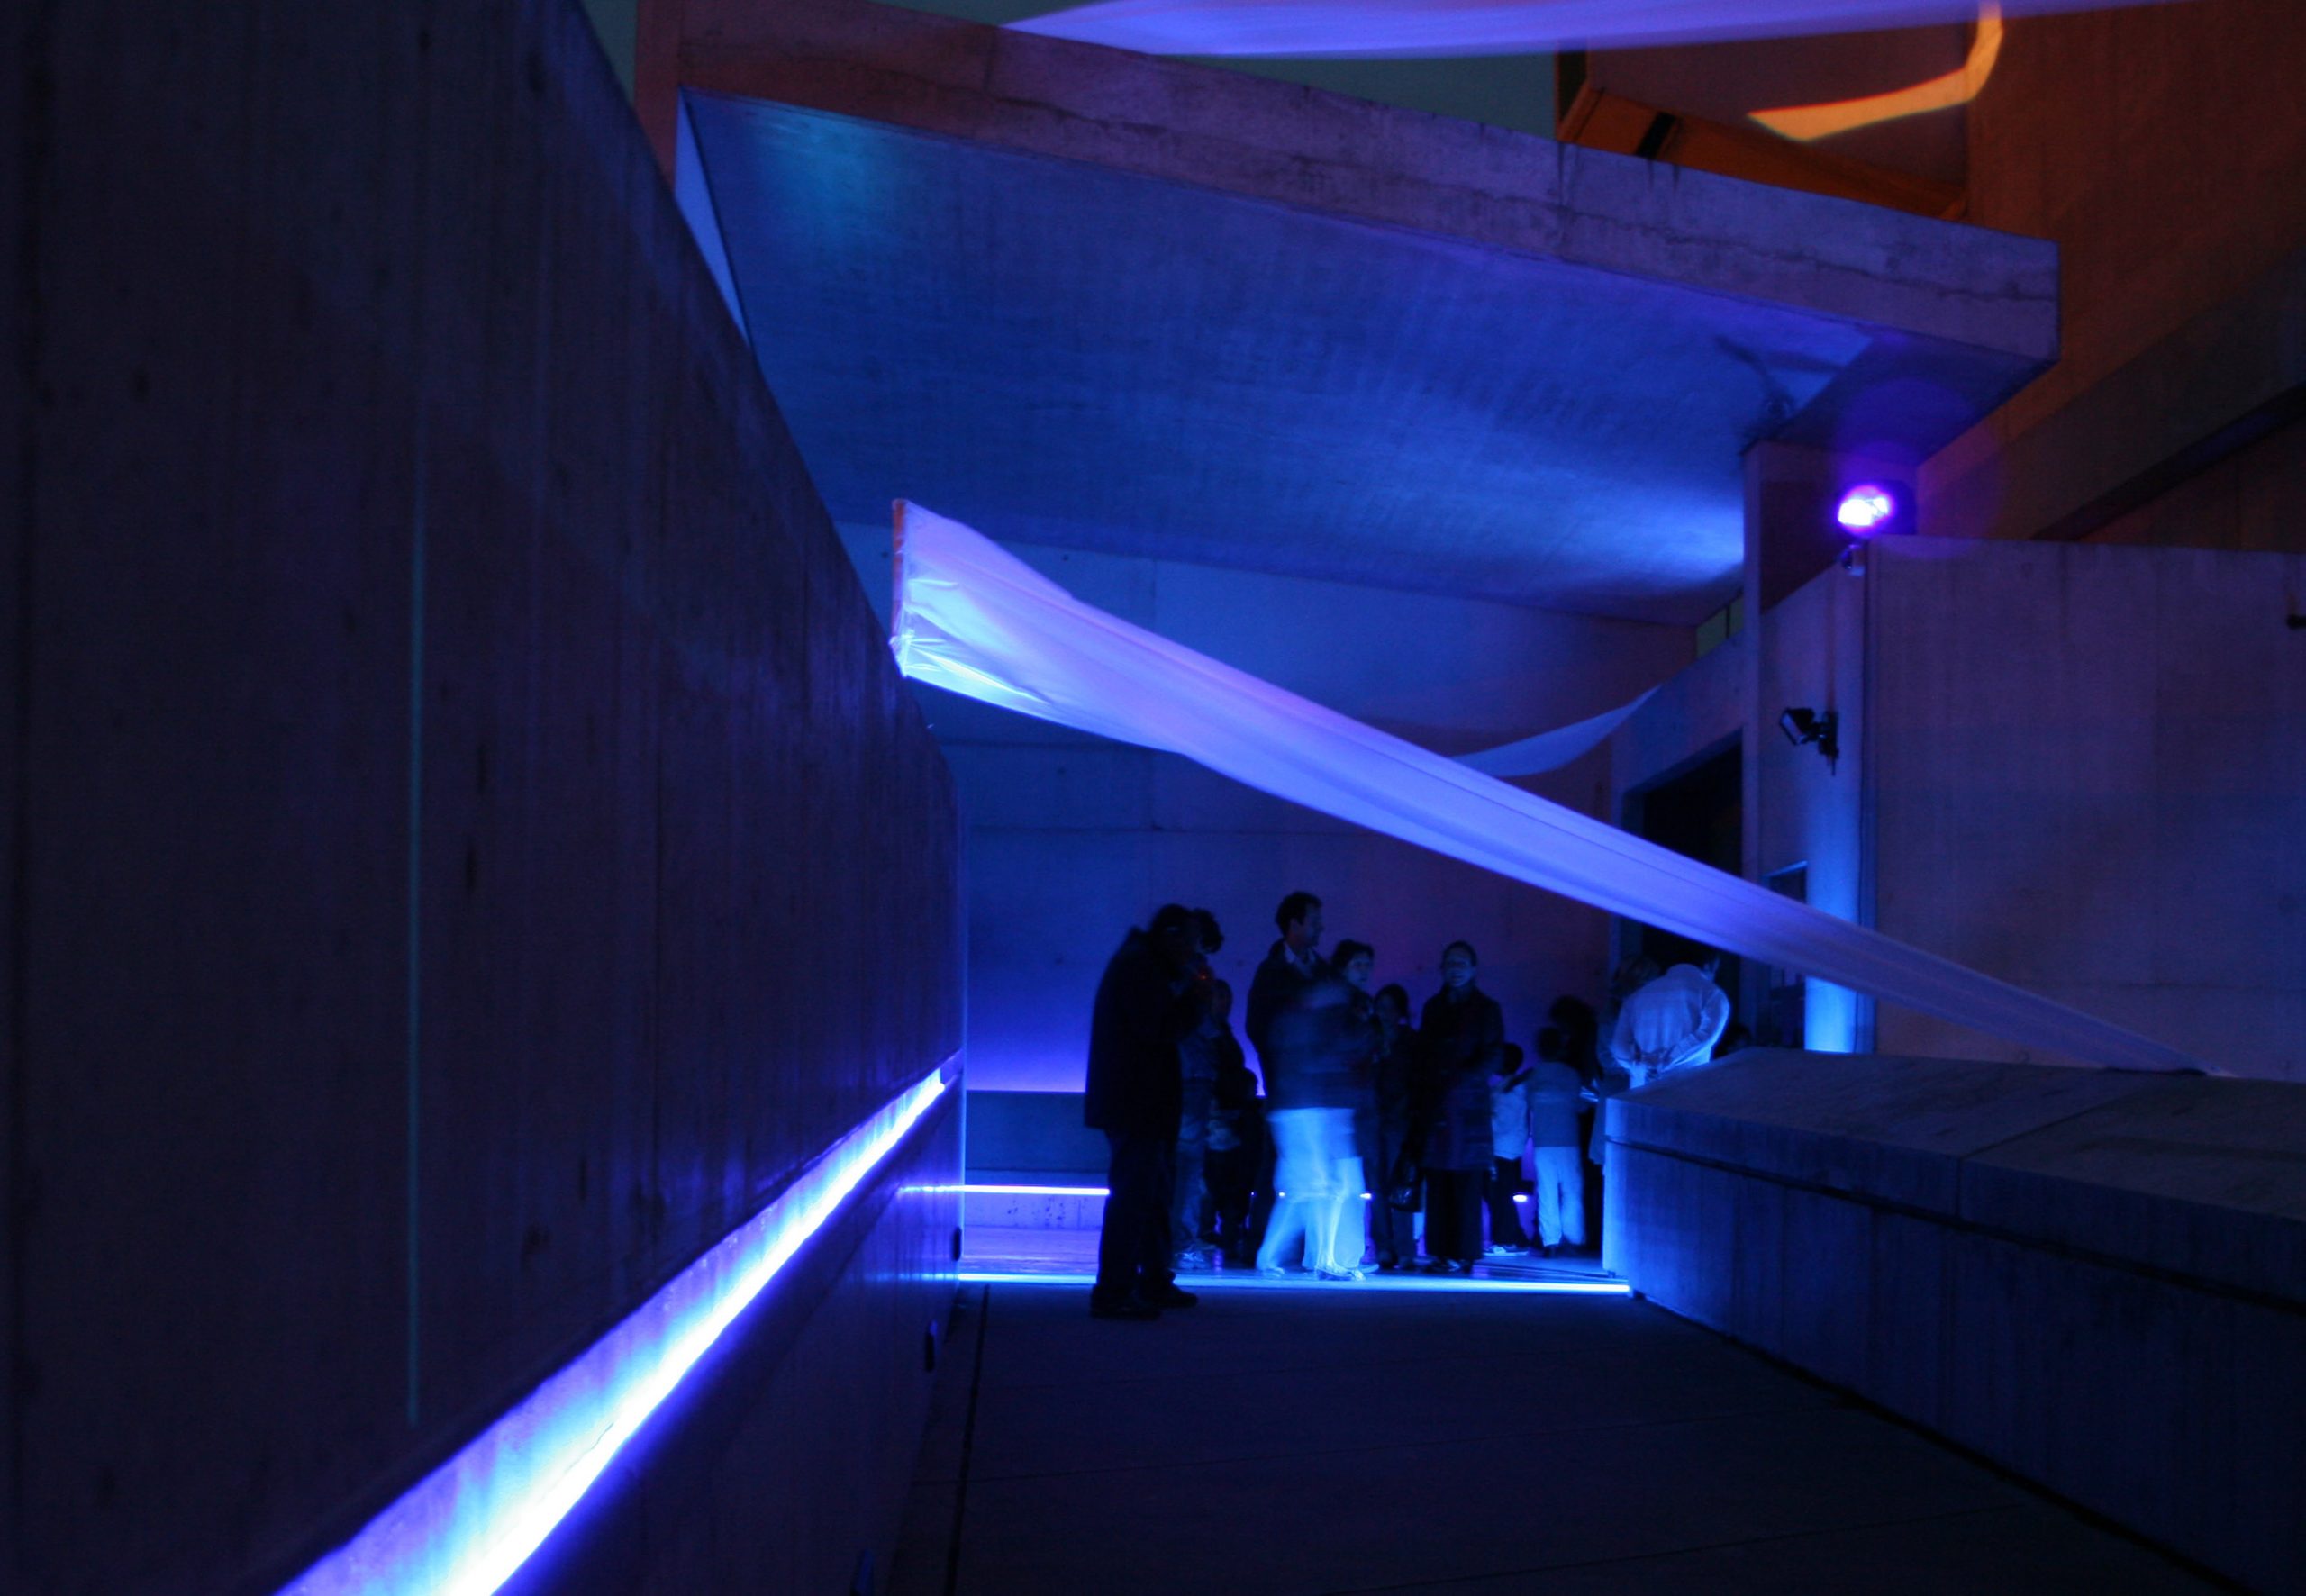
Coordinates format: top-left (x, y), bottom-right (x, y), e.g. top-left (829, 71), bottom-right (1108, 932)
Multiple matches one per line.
top-left (893, 1273), bottom-right (2215, 1593)
top-left (1609, 1050), bottom-right (2306, 1592)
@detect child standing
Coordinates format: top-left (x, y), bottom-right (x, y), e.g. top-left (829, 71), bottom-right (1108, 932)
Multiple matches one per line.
top-left (1525, 1026), bottom-right (1589, 1256)
top-left (1200, 991), bottom-right (1260, 1266)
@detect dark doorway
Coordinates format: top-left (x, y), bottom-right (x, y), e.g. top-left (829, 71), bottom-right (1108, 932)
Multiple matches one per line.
top-left (1622, 741), bottom-right (1742, 1032)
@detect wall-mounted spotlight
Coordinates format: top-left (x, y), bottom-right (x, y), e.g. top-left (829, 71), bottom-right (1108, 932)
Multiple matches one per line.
top-left (1779, 706), bottom-right (1838, 770)
top-left (1835, 482), bottom-right (1912, 536)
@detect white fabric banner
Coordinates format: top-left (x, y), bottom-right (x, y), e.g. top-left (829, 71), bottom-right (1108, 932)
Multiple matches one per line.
top-left (1011, 0), bottom-right (2181, 59)
top-left (1457, 690), bottom-right (1656, 778)
top-left (893, 502), bottom-right (2208, 1075)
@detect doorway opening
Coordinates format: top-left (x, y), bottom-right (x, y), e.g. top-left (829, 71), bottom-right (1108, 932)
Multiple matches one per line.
top-left (1619, 739), bottom-right (1744, 1041)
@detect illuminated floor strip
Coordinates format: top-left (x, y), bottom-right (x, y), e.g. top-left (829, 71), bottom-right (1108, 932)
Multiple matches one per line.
top-left (282, 1069), bottom-right (952, 1596)
top-left (963, 1183), bottom-right (1109, 1196)
top-left (957, 1269), bottom-right (1630, 1296)
top-left (966, 1185), bottom-right (1409, 1202)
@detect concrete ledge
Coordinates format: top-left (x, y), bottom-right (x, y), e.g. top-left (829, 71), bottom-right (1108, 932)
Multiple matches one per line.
top-left (964, 1089), bottom-right (1108, 1182)
top-left (962, 1189), bottom-right (1106, 1229)
top-left (1607, 1050), bottom-right (2306, 1592)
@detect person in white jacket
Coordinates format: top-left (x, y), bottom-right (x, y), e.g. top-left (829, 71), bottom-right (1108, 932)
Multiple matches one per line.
top-left (1607, 957), bottom-right (1732, 1088)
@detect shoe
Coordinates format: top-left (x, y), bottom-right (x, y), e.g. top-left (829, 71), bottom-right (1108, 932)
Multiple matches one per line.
top-left (1437, 1259), bottom-right (1468, 1274)
top-left (1173, 1248), bottom-right (1212, 1273)
top-left (1152, 1283), bottom-right (1200, 1308)
top-left (1375, 1258), bottom-right (1402, 1273)
top-left (1089, 1293), bottom-right (1161, 1320)
top-left (1315, 1265), bottom-right (1365, 1282)
top-left (1484, 1243), bottom-right (1523, 1256)
top-left (1257, 1265), bottom-right (1289, 1280)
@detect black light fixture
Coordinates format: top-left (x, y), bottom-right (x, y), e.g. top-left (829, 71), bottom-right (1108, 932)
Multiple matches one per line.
top-left (1778, 707), bottom-right (1838, 769)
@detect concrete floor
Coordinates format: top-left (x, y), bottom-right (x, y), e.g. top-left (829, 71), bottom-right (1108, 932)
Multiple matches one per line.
top-left (889, 1234), bottom-right (2220, 1594)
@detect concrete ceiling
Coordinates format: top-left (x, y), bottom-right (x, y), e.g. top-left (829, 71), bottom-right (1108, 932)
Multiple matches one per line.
top-left (677, 5), bottom-right (2056, 624)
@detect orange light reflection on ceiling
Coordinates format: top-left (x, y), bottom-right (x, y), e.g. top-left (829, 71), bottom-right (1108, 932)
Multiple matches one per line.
top-left (1750, 3), bottom-right (2002, 142)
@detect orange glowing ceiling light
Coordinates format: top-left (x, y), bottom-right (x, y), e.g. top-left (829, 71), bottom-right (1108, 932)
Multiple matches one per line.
top-left (1751, 2), bottom-right (2003, 141)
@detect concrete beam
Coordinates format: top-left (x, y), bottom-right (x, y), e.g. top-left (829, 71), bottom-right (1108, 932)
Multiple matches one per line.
top-left (652, 0), bottom-right (2058, 363)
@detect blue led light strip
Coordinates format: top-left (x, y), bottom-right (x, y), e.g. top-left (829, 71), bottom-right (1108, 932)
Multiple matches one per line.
top-left (957, 1270), bottom-right (1630, 1297)
top-left (282, 1068), bottom-right (951, 1596)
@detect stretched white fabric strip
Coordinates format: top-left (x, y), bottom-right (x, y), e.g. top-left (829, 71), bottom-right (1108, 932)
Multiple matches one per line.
top-left (1011, 0), bottom-right (2181, 59)
top-left (1457, 690), bottom-right (1656, 778)
top-left (893, 503), bottom-right (2207, 1075)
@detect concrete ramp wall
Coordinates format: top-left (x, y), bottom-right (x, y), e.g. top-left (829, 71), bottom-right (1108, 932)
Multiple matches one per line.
top-left (1607, 1050), bottom-right (2306, 1593)
top-left (5, 0), bottom-right (962, 1590)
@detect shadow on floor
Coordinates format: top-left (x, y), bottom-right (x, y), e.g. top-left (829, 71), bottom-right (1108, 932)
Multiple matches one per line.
top-left (889, 1232), bottom-right (2220, 1595)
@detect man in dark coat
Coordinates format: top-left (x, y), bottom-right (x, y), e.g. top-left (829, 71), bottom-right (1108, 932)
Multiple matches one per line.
top-left (1416, 939), bottom-right (1505, 1271)
top-left (1243, 890), bottom-right (1325, 1251)
top-left (1245, 890), bottom-right (1326, 1070)
top-left (1084, 903), bottom-right (1208, 1319)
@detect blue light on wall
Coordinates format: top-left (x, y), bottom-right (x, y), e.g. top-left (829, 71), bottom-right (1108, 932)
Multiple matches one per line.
top-left (281, 1068), bottom-right (952, 1596)
top-left (958, 1271), bottom-right (1631, 1297)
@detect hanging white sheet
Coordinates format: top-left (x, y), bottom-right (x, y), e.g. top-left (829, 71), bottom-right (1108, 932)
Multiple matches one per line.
top-left (1457, 690), bottom-right (1656, 778)
top-left (1011, 0), bottom-right (2179, 59)
top-left (892, 502), bottom-right (2207, 1075)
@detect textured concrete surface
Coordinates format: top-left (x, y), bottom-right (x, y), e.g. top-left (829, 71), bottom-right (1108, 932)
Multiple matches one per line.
top-left (963, 1090), bottom-right (1110, 1183)
top-left (505, 1087), bottom-right (962, 1596)
top-left (1930, 244), bottom-right (2306, 545)
top-left (1613, 536), bottom-right (2304, 1080)
top-left (658, 0), bottom-right (2055, 621)
top-left (5, 1), bottom-right (960, 1590)
top-left (1923, 0), bottom-right (2306, 544)
top-left (1866, 539), bottom-right (2306, 1078)
top-left (890, 1274), bottom-right (2216, 1595)
top-left (1609, 1049), bottom-right (2306, 1592)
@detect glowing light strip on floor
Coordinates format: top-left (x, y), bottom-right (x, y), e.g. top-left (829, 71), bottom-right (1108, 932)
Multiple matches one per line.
top-left (966, 1184), bottom-right (1402, 1201)
top-left (964, 1183), bottom-right (1110, 1196)
top-left (281, 1069), bottom-right (951, 1596)
top-left (958, 1270), bottom-right (1631, 1296)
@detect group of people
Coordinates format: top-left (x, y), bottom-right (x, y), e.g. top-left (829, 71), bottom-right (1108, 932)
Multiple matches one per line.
top-left (1083, 892), bottom-right (1733, 1319)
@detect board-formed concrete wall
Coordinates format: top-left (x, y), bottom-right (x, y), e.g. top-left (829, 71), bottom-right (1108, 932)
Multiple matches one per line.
top-left (3, 1), bottom-right (961, 1591)
top-left (1607, 1050), bottom-right (2306, 1593)
top-left (1867, 539), bottom-right (2305, 1078)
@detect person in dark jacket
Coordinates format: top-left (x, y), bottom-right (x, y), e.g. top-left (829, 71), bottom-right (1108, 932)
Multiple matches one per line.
top-left (1203, 1032), bottom-right (1262, 1265)
top-left (1244, 890), bottom-right (1325, 1252)
top-left (1171, 977), bottom-right (1239, 1272)
top-left (1417, 940), bottom-right (1504, 1273)
top-left (1245, 890), bottom-right (1326, 1071)
top-left (1330, 939), bottom-right (1381, 1269)
top-left (1369, 982), bottom-right (1419, 1270)
top-left (1254, 970), bottom-right (1370, 1280)
top-left (1085, 903), bottom-right (1208, 1319)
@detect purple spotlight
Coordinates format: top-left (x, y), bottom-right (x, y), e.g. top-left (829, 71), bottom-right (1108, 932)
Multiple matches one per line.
top-left (1836, 483), bottom-right (1905, 534)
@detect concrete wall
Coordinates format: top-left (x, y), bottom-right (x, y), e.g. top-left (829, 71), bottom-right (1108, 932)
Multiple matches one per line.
top-left (1754, 565), bottom-right (1868, 1052)
top-left (1609, 1051), bottom-right (2306, 1593)
top-left (1867, 540), bottom-right (2305, 1078)
top-left (1611, 537), bottom-right (2302, 1078)
top-left (1923, 0), bottom-right (2306, 546)
top-left (5, 1), bottom-right (961, 1591)
top-left (1606, 559), bottom-right (1868, 1051)
top-left (844, 526), bottom-right (1693, 1098)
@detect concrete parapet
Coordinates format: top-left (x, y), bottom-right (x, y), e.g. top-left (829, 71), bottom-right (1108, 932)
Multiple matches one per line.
top-left (6, 0), bottom-right (963, 1588)
top-left (1607, 1049), bottom-right (2306, 1592)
